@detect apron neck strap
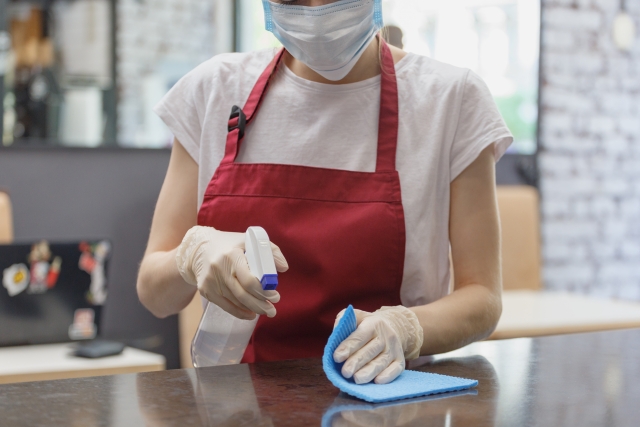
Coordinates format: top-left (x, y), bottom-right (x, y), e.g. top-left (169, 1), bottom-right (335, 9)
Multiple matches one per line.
top-left (375, 38), bottom-right (399, 172)
top-left (222, 48), bottom-right (286, 164)
top-left (222, 37), bottom-right (399, 173)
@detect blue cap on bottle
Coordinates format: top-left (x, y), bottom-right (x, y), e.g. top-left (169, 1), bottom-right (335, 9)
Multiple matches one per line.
top-left (261, 274), bottom-right (278, 291)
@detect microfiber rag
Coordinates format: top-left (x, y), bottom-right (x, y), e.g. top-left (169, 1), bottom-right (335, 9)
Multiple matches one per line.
top-left (322, 305), bottom-right (478, 403)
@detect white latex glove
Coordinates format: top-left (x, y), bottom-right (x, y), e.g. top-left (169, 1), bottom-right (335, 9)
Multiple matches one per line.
top-left (333, 306), bottom-right (424, 385)
top-left (175, 226), bottom-right (289, 320)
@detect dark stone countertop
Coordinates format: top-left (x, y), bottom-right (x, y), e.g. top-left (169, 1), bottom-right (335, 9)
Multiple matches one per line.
top-left (1, 328), bottom-right (640, 426)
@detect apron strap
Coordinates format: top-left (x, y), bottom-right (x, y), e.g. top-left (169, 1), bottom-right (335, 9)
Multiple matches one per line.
top-left (222, 37), bottom-right (399, 172)
top-left (375, 38), bottom-right (399, 173)
top-left (222, 48), bottom-right (286, 164)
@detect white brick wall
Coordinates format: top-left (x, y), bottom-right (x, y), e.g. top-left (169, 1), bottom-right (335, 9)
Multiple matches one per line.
top-left (540, 0), bottom-right (640, 299)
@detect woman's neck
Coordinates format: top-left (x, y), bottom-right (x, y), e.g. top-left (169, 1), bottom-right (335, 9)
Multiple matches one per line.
top-left (283, 38), bottom-right (407, 85)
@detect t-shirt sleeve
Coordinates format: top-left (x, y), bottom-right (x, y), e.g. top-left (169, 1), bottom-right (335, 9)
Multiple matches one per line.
top-left (450, 70), bottom-right (513, 181)
top-left (154, 67), bottom-right (208, 163)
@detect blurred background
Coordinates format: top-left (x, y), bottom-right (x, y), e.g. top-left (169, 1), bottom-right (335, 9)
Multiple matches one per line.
top-left (0, 0), bottom-right (540, 152)
top-left (0, 0), bottom-right (638, 371)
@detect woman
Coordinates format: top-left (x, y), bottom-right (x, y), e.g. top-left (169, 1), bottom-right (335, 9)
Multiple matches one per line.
top-left (137, 0), bottom-right (512, 385)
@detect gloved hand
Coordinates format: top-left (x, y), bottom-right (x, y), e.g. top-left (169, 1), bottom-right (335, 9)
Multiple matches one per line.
top-left (333, 306), bottom-right (424, 385)
top-left (175, 226), bottom-right (289, 320)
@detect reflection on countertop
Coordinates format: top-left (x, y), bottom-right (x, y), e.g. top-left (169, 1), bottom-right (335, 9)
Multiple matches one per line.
top-left (323, 389), bottom-right (480, 427)
top-left (1, 328), bottom-right (640, 426)
top-left (137, 364), bottom-right (273, 427)
top-left (135, 356), bottom-right (494, 427)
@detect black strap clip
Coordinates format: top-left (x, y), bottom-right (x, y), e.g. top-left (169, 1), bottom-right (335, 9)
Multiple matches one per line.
top-left (228, 105), bottom-right (247, 139)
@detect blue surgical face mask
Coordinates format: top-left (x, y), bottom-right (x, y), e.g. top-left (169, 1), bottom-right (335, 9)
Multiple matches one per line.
top-left (262, 0), bottom-right (384, 81)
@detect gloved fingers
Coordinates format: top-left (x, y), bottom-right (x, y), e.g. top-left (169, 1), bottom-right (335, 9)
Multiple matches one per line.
top-left (227, 274), bottom-right (277, 317)
top-left (262, 290), bottom-right (280, 304)
top-left (225, 251), bottom-right (277, 317)
top-left (353, 350), bottom-right (395, 385)
top-left (204, 252), bottom-right (275, 317)
top-left (270, 242), bottom-right (289, 273)
top-left (353, 309), bottom-right (373, 325)
top-left (203, 267), bottom-right (256, 315)
top-left (341, 336), bottom-right (385, 379)
top-left (334, 308), bottom-right (371, 329)
top-left (225, 231), bottom-right (247, 249)
top-left (374, 360), bottom-right (405, 384)
top-left (213, 249), bottom-right (277, 317)
top-left (200, 289), bottom-right (256, 320)
top-left (218, 281), bottom-right (255, 315)
top-left (333, 319), bottom-right (375, 363)
top-left (233, 249), bottom-right (280, 303)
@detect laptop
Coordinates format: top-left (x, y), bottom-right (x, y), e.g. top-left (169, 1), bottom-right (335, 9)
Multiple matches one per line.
top-left (0, 240), bottom-right (111, 346)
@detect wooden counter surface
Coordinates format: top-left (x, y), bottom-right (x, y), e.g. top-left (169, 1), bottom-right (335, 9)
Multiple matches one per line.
top-left (491, 290), bottom-right (640, 339)
top-left (2, 328), bottom-right (640, 426)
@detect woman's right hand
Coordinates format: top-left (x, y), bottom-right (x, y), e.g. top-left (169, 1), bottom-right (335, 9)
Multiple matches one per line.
top-left (175, 226), bottom-right (289, 319)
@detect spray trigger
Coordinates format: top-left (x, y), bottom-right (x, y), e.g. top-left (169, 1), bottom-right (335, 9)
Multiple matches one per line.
top-left (245, 227), bottom-right (278, 291)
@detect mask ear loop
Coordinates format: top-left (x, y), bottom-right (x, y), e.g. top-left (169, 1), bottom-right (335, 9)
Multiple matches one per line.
top-left (373, 0), bottom-right (384, 29)
top-left (262, 0), bottom-right (275, 32)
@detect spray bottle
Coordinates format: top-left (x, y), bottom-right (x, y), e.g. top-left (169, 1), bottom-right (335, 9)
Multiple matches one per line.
top-left (191, 226), bottom-right (278, 367)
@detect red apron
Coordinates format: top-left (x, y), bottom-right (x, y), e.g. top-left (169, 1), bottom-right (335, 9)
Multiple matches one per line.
top-left (197, 39), bottom-right (406, 363)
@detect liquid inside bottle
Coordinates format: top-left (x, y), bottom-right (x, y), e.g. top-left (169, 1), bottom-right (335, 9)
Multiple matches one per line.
top-left (191, 301), bottom-right (259, 367)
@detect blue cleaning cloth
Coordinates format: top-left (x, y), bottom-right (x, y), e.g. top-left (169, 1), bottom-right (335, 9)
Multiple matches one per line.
top-left (322, 305), bottom-right (478, 403)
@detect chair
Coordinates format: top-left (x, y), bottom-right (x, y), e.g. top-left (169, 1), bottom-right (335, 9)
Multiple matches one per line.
top-left (496, 185), bottom-right (542, 291)
top-left (449, 185), bottom-right (542, 291)
top-left (0, 191), bottom-right (14, 244)
top-left (490, 186), bottom-right (640, 339)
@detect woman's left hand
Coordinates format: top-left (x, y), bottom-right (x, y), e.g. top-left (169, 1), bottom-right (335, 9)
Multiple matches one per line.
top-left (333, 306), bottom-right (424, 385)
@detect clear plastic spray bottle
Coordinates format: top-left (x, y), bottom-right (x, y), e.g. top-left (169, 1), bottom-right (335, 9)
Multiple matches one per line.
top-left (191, 227), bottom-right (278, 367)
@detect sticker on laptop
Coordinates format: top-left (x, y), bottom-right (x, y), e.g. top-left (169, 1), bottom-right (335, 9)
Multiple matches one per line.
top-left (68, 308), bottom-right (97, 340)
top-left (79, 240), bottom-right (110, 306)
top-left (2, 263), bottom-right (30, 296)
top-left (27, 240), bottom-right (62, 294)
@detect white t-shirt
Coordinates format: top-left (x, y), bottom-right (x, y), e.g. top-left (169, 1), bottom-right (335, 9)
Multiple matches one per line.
top-left (155, 49), bottom-right (513, 307)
